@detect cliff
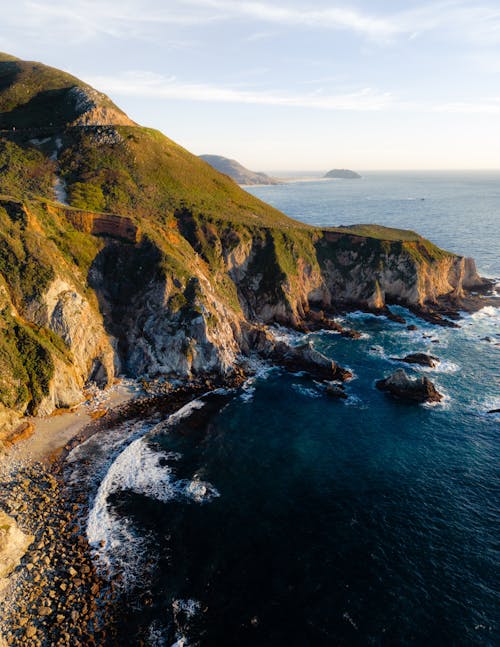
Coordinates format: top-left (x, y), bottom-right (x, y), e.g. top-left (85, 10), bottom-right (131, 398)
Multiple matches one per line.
top-left (0, 53), bottom-right (491, 441)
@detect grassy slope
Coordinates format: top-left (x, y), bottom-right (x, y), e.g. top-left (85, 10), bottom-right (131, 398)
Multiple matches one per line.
top-left (0, 54), bottom-right (457, 414)
top-left (0, 52), bottom-right (125, 128)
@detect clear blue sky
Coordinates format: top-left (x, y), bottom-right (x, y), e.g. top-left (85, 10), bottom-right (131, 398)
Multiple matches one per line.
top-left (2, 1), bottom-right (500, 170)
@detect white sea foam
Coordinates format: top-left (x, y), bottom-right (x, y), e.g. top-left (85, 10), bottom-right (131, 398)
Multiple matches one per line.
top-left (146, 621), bottom-right (168, 647)
top-left (468, 395), bottom-right (500, 419)
top-left (470, 305), bottom-right (500, 321)
top-left (66, 419), bottom-right (153, 489)
top-left (240, 386), bottom-right (256, 402)
top-left (270, 324), bottom-right (306, 345)
top-left (239, 356), bottom-right (277, 401)
top-left (86, 399), bottom-right (219, 586)
top-left (172, 598), bottom-right (201, 620)
top-left (168, 599), bottom-right (202, 647)
top-left (291, 383), bottom-right (322, 399)
top-left (421, 388), bottom-right (451, 410)
top-left (346, 311), bottom-right (388, 321)
top-left (345, 394), bottom-right (365, 408)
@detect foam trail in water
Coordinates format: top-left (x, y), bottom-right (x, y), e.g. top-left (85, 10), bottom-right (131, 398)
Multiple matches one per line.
top-left (86, 398), bottom-right (220, 586)
top-left (291, 383), bottom-right (322, 399)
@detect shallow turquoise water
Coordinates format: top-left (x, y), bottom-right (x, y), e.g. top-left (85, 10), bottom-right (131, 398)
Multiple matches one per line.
top-left (74, 173), bottom-right (499, 646)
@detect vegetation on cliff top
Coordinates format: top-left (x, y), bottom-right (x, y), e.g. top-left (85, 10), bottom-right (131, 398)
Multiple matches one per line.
top-left (0, 53), bottom-right (460, 417)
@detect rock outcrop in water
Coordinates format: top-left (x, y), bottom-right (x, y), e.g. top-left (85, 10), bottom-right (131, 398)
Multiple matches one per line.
top-left (376, 369), bottom-right (443, 403)
top-left (252, 329), bottom-right (352, 381)
top-left (0, 52), bottom-right (492, 439)
top-left (324, 169), bottom-right (361, 179)
top-left (391, 353), bottom-right (439, 368)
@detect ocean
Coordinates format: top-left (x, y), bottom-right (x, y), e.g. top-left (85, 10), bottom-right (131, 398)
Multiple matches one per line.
top-left (68, 172), bottom-right (499, 646)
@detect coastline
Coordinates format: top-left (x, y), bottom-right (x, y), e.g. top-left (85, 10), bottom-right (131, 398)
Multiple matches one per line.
top-left (0, 380), bottom-right (141, 646)
top-left (0, 293), bottom-right (498, 645)
top-left (0, 375), bottom-right (246, 646)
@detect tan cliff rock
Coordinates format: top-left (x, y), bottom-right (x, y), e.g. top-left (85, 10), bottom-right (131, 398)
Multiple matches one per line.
top-left (0, 511), bottom-right (33, 583)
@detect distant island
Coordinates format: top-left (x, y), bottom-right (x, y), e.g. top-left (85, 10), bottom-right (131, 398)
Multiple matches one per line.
top-left (324, 169), bottom-right (361, 179)
top-left (200, 154), bottom-right (282, 185)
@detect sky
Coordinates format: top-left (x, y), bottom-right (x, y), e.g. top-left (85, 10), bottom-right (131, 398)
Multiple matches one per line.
top-left (2, 0), bottom-right (500, 171)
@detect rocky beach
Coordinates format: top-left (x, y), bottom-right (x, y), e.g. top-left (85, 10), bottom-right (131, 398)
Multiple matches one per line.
top-left (0, 376), bottom-right (245, 646)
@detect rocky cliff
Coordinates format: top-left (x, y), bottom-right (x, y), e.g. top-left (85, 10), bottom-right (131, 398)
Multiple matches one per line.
top-left (0, 53), bottom-right (491, 441)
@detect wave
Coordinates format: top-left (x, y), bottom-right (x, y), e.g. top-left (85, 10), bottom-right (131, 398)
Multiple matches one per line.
top-left (291, 383), bottom-right (322, 399)
top-left (421, 388), bottom-right (451, 410)
top-left (469, 305), bottom-right (500, 321)
top-left (86, 398), bottom-right (221, 587)
top-left (270, 324), bottom-right (306, 345)
top-left (345, 394), bottom-right (366, 408)
top-left (468, 395), bottom-right (500, 420)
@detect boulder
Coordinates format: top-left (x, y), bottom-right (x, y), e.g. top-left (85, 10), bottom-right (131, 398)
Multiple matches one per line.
top-left (0, 511), bottom-right (34, 580)
top-left (391, 352), bottom-right (439, 368)
top-left (376, 369), bottom-right (442, 403)
top-left (272, 340), bottom-right (352, 382)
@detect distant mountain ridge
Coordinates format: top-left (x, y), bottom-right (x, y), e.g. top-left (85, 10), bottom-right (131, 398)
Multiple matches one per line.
top-left (199, 154), bottom-right (282, 185)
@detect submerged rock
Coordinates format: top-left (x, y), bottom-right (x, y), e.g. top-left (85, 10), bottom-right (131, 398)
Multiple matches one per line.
top-left (324, 382), bottom-right (348, 399)
top-left (376, 369), bottom-right (442, 403)
top-left (0, 511), bottom-right (34, 580)
top-left (391, 352), bottom-right (439, 368)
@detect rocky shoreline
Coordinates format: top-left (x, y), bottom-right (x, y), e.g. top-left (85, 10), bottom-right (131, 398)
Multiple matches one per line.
top-left (0, 292), bottom-right (497, 645)
top-left (0, 375), bottom-right (249, 646)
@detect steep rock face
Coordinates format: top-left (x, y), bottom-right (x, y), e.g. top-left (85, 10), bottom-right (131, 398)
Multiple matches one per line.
top-left (66, 87), bottom-right (135, 127)
top-left (122, 278), bottom-right (242, 378)
top-left (25, 278), bottom-right (115, 397)
top-left (47, 205), bottom-right (140, 243)
top-left (316, 232), bottom-right (486, 308)
top-left (88, 239), bottom-right (242, 379)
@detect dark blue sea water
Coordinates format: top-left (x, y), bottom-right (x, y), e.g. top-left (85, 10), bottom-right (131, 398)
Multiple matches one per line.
top-left (248, 171), bottom-right (500, 277)
top-left (70, 173), bottom-right (499, 646)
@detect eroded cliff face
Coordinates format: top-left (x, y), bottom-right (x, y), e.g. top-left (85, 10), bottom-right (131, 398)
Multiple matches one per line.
top-left (87, 237), bottom-right (243, 380)
top-left (24, 277), bottom-right (115, 412)
top-left (315, 232), bottom-right (486, 309)
top-left (0, 197), bottom-right (490, 438)
top-left (0, 54), bottom-right (492, 439)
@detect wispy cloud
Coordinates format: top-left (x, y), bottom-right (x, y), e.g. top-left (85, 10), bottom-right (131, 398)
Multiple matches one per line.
top-left (5, 0), bottom-right (500, 45)
top-left (87, 70), bottom-right (500, 115)
top-left (88, 71), bottom-right (394, 111)
top-left (182, 0), bottom-right (398, 40)
top-left (181, 0), bottom-right (500, 44)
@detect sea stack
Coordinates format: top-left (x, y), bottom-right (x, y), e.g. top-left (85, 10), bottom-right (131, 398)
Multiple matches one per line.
top-left (376, 369), bottom-right (443, 403)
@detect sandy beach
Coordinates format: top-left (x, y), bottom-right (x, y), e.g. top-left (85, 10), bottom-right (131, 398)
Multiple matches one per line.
top-left (8, 381), bottom-right (140, 465)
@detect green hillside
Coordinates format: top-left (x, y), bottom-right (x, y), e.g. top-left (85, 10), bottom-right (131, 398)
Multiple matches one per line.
top-left (0, 54), bottom-right (463, 429)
